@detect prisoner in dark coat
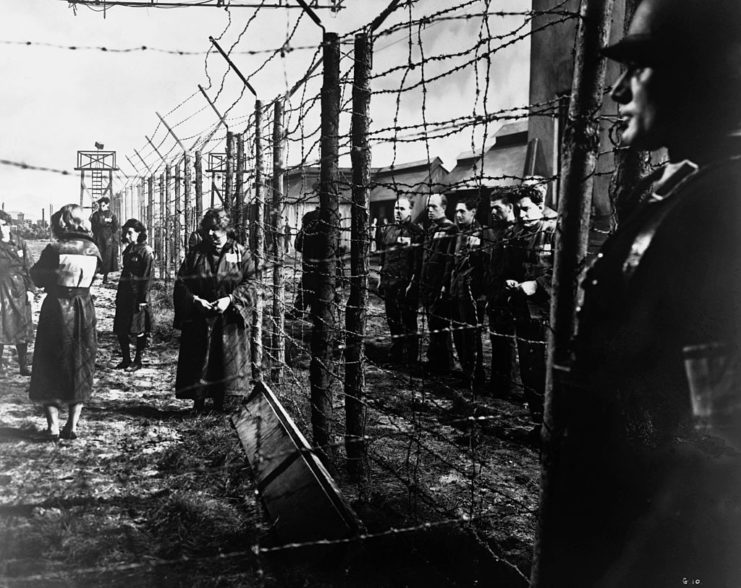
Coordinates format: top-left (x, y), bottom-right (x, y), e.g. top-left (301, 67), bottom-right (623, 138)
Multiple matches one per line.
top-left (174, 208), bottom-right (257, 411)
top-left (378, 196), bottom-right (424, 364)
top-left (419, 193), bottom-right (458, 373)
top-left (30, 204), bottom-right (101, 441)
top-left (113, 218), bottom-right (154, 372)
top-left (0, 210), bottom-right (34, 375)
top-left (90, 196), bottom-right (119, 282)
top-left (292, 207), bottom-right (321, 314)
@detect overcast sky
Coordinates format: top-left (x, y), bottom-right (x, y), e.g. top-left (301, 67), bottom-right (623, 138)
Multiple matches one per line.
top-left (1, 0), bottom-right (530, 220)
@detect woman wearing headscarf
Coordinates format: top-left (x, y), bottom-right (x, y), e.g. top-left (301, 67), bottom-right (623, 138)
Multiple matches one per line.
top-left (30, 204), bottom-right (101, 441)
top-left (174, 208), bottom-right (257, 411)
top-left (113, 218), bottom-right (154, 372)
top-left (0, 210), bottom-right (35, 376)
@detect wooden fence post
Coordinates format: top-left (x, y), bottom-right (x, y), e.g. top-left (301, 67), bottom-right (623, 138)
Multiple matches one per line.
top-left (344, 31), bottom-right (372, 475)
top-left (147, 176), bottom-right (154, 240)
top-left (270, 98), bottom-right (286, 383)
top-left (252, 104), bottom-right (265, 382)
top-left (174, 163), bottom-right (181, 266)
top-left (225, 131), bottom-right (235, 212)
top-left (159, 173), bottom-right (166, 279)
top-left (235, 134), bottom-right (245, 244)
top-left (195, 151), bottom-right (204, 223)
top-left (310, 31), bottom-right (340, 455)
top-left (184, 153), bottom-right (192, 249)
top-left (165, 165), bottom-right (172, 283)
top-left (532, 0), bottom-right (615, 585)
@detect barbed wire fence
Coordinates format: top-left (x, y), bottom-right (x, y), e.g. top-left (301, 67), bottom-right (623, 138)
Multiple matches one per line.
top-left (0, 0), bottom-right (659, 584)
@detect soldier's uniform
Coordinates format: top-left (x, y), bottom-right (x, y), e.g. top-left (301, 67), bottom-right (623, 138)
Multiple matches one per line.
top-left (450, 220), bottom-right (486, 386)
top-left (378, 219), bottom-right (424, 363)
top-left (499, 213), bottom-right (556, 420)
top-left (550, 156), bottom-right (741, 587)
top-left (419, 216), bottom-right (458, 372)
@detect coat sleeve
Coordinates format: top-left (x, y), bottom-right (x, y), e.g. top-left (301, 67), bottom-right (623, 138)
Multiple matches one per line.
top-left (30, 245), bottom-right (58, 289)
top-left (229, 248), bottom-right (257, 326)
top-left (534, 225), bottom-right (556, 298)
top-left (136, 246), bottom-right (154, 304)
top-left (20, 239), bottom-right (36, 292)
top-left (173, 253), bottom-right (198, 328)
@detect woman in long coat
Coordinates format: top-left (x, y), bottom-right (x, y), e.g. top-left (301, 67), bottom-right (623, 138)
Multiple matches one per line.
top-left (0, 210), bottom-right (35, 375)
top-left (113, 218), bottom-right (153, 372)
top-left (174, 208), bottom-right (256, 411)
top-left (90, 196), bottom-right (119, 283)
top-left (30, 204), bottom-right (101, 441)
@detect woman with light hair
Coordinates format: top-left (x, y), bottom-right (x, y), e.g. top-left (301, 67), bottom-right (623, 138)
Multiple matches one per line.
top-left (29, 204), bottom-right (101, 441)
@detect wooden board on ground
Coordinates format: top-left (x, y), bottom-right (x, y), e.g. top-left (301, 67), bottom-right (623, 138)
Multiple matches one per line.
top-left (231, 381), bottom-right (362, 545)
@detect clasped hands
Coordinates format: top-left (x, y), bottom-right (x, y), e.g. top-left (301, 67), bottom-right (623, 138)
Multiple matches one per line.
top-left (505, 280), bottom-right (538, 296)
top-left (193, 295), bottom-right (231, 314)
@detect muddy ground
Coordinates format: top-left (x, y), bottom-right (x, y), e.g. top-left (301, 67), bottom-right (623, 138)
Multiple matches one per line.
top-left (0, 242), bottom-right (539, 587)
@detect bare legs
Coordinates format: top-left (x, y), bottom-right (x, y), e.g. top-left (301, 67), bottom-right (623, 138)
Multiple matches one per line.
top-left (43, 403), bottom-right (83, 440)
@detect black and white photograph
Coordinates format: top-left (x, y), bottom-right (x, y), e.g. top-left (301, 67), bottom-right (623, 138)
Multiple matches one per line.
top-left (0, 0), bottom-right (739, 586)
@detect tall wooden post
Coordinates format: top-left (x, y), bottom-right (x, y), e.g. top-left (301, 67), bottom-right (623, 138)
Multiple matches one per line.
top-left (310, 32), bottom-right (340, 454)
top-left (344, 32), bottom-right (372, 475)
top-left (252, 104), bottom-right (265, 382)
top-left (140, 178), bottom-right (147, 222)
top-left (225, 131), bottom-right (235, 212)
top-left (235, 134), bottom-right (245, 244)
top-left (174, 163), bottom-right (181, 265)
top-left (147, 176), bottom-right (154, 238)
top-left (195, 151), bottom-right (204, 223)
top-left (159, 173), bottom-right (166, 279)
top-left (270, 99), bottom-right (286, 383)
top-left (184, 153), bottom-right (192, 249)
top-left (532, 0), bottom-right (615, 585)
top-left (165, 165), bottom-right (172, 282)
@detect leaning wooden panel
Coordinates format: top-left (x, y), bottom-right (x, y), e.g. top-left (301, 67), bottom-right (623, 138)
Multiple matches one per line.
top-left (231, 381), bottom-right (362, 544)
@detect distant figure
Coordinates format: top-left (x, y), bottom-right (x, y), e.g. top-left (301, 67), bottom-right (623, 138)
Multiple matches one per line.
top-left (174, 208), bottom-right (257, 412)
top-left (284, 219), bottom-right (292, 254)
top-left (450, 195), bottom-right (487, 388)
top-left (0, 210), bottom-right (34, 376)
top-left (90, 196), bottom-right (119, 284)
top-left (30, 204), bottom-right (101, 441)
top-left (378, 197), bottom-right (424, 364)
top-left (498, 186), bottom-right (556, 425)
top-left (482, 192), bottom-right (518, 396)
top-left (419, 194), bottom-right (458, 374)
top-left (292, 207), bottom-right (321, 315)
top-left (113, 219), bottom-right (154, 372)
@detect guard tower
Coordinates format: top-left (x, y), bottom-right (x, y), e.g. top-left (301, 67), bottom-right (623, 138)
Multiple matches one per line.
top-left (75, 148), bottom-right (118, 208)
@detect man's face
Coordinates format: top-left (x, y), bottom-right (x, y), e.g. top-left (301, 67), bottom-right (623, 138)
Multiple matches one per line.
top-left (611, 64), bottom-right (668, 149)
top-left (454, 204), bottom-right (476, 227)
top-left (394, 199), bottom-right (412, 223)
top-left (0, 219), bottom-right (10, 241)
top-left (426, 195), bottom-right (446, 222)
top-left (516, 197), bottom-right (544, 227)
top-left (490, 199), bottom-right (514, 223)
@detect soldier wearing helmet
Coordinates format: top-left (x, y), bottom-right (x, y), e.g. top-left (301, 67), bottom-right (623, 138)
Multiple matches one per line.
top-left (536, 0), bottom-right (741, 586)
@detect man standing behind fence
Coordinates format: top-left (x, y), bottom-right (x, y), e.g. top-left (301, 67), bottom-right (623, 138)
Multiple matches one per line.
top-left (291, 206), bottom-right (321, 317)
top-left (483, 191), bottom-right (518, 397)
top-left (378, 196), bottom-right (424, 365)
top-left (450, 195), bottom-right (486, 389)
top-left (90, 197), bottom-right (119, 284)
top-left (419, 193), bottom-right (457, 375)
top-left (499, 184), bottom-right (555, 425)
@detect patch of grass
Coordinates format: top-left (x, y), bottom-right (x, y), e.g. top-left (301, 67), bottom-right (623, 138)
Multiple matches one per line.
top-left (147, 492), bottom-right (253, 559)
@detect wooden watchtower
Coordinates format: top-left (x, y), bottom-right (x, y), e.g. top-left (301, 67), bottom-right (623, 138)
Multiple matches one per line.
top-left (75, 149), bottom-right (118, 209)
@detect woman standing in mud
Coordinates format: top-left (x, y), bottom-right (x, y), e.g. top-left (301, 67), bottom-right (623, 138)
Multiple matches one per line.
top-left (0, 210), bottom-right (35, 376)
top-left (113, 219), bottom-right (154, 372)
top-left (173, 208), bottom-right (256, 412)
top-left (30, 204), bottom-right (101, 441)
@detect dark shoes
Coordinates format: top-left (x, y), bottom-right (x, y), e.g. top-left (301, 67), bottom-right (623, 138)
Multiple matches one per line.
top-left (60, 427), bottom-right (78, 441)
top-left (114, 360), bottom-right (131, 370)
top-left (125, 361), bottom-right (142, 372)
top-left (19, 365), bottom-right (31, 376)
